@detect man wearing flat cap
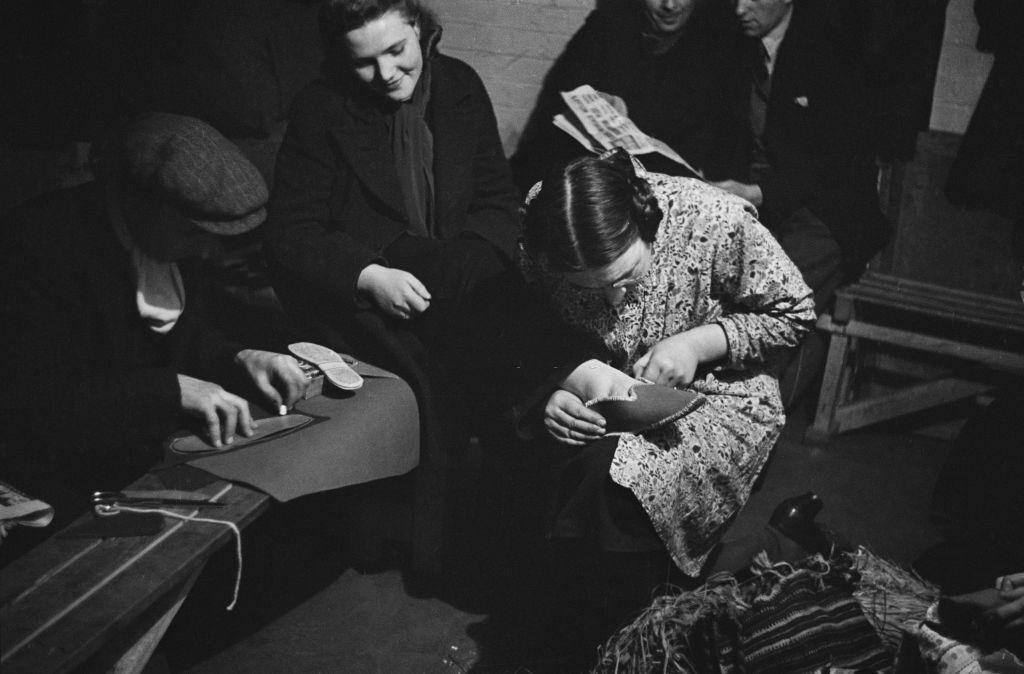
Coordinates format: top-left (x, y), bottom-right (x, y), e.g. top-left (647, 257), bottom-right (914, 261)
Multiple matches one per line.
top-left (0, 113), bottom-right (308, 541)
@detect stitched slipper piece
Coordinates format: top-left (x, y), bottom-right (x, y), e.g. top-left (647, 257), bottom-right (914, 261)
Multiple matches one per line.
top-left (168, 414), bottom-right (315, 454)
top-left (585, 384), bottom-right (705, 433)
top-left (288, 342), bottom-right (364, 391)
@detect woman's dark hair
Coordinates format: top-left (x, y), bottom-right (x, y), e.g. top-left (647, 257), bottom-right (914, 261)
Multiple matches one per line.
top-left (320, 0), bottom-right (422, 42)
top-left (523, 149), bottom-right (663, 273)
top-left (319, 0), bottom-right (438, 82)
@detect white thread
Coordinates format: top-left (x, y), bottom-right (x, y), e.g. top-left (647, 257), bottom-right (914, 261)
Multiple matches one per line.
top-left (100, 504), bottom-right (244, 610)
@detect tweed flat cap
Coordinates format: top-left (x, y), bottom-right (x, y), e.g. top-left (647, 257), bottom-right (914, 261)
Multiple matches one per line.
top-left (118, 113), bottom-right (268, 235)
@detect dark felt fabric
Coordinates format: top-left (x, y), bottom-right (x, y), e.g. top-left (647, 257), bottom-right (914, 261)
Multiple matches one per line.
top-left (0, 182), bottom-right (244, 524)
top-left (726, 1), bottom-right (891, 278)
top-left (185, 364), bottom-right (419, 502)
top-left (510, 2), bottom-right (747, 194)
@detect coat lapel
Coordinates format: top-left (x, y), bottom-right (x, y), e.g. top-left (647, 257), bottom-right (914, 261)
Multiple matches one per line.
top-left (429, 58), bottom-right (473, 237)
top-left (328, 93), bottom-right (408, 221)
top-left (767, 7), bottom-right (814, 128)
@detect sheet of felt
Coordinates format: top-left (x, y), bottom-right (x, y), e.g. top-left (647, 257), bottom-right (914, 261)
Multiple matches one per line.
top-left (174, 362), bottom-right (420, 502)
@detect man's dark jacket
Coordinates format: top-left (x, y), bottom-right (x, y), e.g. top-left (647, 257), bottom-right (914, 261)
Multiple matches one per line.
top-left (727, 2), bottom-right (891, 276)
top-left (510, 2), bottom-right (745, 194)
top-left (0, 183), bottom-right (242, 515)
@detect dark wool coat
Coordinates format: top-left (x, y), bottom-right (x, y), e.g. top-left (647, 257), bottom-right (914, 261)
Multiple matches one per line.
top-left (945, 0), bottom-right (1024, 220)
top-left (730, 1), bottom-right (891, 276)
top-left (510, 2), bottom-right (746, 195)
top-left (0, 182), bottom-right (243, 516)
top-left (263, 53), bottom-right (520, 312)
top-left (262, 40), bottom-right (521, 508)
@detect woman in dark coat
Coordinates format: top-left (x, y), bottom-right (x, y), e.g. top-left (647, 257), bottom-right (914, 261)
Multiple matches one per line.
top-left (263, 0), bottom-right (521, 566)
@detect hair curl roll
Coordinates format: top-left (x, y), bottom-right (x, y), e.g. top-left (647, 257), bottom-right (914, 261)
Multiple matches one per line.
top-left (523, 149), bottom-right (662, 273)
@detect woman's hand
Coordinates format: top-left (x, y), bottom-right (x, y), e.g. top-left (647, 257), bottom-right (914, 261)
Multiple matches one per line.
top-left (985, 572), bottom-right (1024, 638)
top-left (357, 263), bottom-right (432, 320)
top-left (634, 334), bottom-right (700, 387)
top-left (235, 350), bottom-right (309, 412)
top-left (634, 325), bottom-right (727, 387)
top-left (561, 358), bottom-right (637, 402)
top-left (544, 389), bottom-right (606, 446)
top-left (178, 374), bottom-right (255, 448)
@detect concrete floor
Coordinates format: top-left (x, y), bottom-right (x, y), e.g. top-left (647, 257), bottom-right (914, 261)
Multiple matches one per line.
top-left (164, 405), bottom-right (954, 673)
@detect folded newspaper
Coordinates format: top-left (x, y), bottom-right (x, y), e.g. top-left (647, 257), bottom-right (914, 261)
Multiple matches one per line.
top-left (554, 84), bottom-right (702, 177)
top-left (0, 478), bottom-right (54, 541)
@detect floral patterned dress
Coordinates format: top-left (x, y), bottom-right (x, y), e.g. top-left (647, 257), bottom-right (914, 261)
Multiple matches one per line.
top-left (520, 174), bottom-right (816, 575)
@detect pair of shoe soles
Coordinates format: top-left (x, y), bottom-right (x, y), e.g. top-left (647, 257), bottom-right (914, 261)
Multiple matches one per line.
top-left (288, 342), bottom-right (364, 391)
top-left (585, 383), bottom-right (705, 433)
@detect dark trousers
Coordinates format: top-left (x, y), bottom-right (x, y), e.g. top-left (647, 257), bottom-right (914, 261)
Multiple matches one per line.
top-left (773, 208), bottom-right (845, 409)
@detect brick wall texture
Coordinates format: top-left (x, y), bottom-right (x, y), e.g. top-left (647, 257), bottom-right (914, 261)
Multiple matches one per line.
top-left (431, 0), bottom-right (594, 154)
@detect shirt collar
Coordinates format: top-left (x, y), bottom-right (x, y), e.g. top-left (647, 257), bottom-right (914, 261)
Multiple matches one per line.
top-left (760, 5), bottom-right (793, 76)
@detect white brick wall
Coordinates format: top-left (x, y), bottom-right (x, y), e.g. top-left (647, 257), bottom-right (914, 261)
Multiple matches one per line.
top-left (431, 0), bottom-right (594, 153)
top-left (930, 0), bottom-right (994, 133)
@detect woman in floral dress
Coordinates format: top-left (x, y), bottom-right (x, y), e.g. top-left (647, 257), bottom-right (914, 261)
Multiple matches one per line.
top-left (518, 149), bottom-right (816, 587)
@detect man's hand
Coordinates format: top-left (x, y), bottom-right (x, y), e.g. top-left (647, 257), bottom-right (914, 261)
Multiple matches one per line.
top-left (357, 264), bottom-right (432, 320)
top-left (711, 179), bottom-right (763, 207)
top-left (986, 572), bottom-right (1024, 639)
top-left (234, 349), bottom-right (309, 412)
top-left (633, 325), bottom-right (727, 387)
top-left (178, 374), bottom-right (254, 448)
top-left (544, 390), bottom-right (606, 446)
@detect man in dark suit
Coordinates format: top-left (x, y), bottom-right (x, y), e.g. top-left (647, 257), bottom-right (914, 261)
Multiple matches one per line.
top-left (510, 0), bottom-right (744, 195)
top-left (711, 0), bottom-right (890, 407)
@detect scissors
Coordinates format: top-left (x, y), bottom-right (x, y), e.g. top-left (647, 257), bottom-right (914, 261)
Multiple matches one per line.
top-left (92, 491), bottom-right (226, 516)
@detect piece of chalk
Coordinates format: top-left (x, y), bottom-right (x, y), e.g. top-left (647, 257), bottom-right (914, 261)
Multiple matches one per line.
top-left (278, 404), bottom-right (288, 416)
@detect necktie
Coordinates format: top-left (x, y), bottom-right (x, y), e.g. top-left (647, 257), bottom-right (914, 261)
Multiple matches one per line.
top-left (750, 42), bottom-right (770, 139)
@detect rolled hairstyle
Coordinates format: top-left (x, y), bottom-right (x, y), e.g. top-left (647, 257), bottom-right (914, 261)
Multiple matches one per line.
top-left (523, 149), bottom-right (663, 273)
top-left (320, 0), bottom-right (436, 81)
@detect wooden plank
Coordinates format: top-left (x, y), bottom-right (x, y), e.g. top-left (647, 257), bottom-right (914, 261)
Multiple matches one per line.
top-left (105, 570), bottom-right (200, 674)
top-left (844, 274), bottom-right (1024, 329)
top-left (838, 285), bottom-right (1024, 332)
top-left (834, 378), bottom-right (993, 433)
top-left (861, 272), bottom-right (1024, 313)
top-left (1, 478), bottom-right (269, 674)
top-left (819, 315), bottom-right (1024, 373)
top-left (806, 331), bottom-right (855, 447)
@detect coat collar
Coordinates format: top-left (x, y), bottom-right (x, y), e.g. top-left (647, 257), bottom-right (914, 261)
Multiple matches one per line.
top-left (327, 54), bottom-right (475, 226)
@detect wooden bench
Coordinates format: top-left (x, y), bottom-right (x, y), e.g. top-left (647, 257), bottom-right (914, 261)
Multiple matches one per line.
top-left (1, 469), bottom-right (269, 674)
top-left (806, 271), bottom-right (1024, 446)
top-left (1, 367), bottom-right (421, 673)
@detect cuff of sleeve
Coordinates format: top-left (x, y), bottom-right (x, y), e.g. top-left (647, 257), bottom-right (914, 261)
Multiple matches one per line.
top-left (122, 367), bottom-right (182, 433)
top-left (714, 318), bottom-right (741, 369)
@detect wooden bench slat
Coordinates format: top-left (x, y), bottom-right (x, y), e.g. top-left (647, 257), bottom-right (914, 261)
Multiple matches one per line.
top-left (847, 274), bottom-right (1024, 329)
top-left (837, 286), bottom-right (1024, 332)
top-left (1, 479), bottom-right (269, 674)
top-left (860, 272), bottom-right (1024, 308)
top-left (818, 314), bottom-right (1024, 373)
